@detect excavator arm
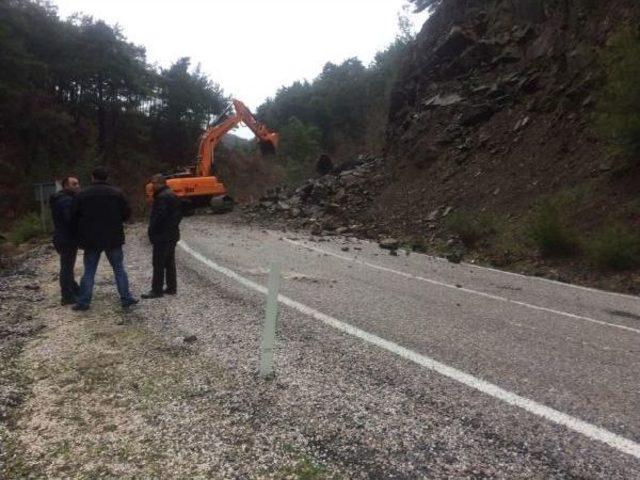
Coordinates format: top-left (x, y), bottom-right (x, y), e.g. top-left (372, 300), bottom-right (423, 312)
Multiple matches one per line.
top-left (196, 99), bottom-right (279, 177)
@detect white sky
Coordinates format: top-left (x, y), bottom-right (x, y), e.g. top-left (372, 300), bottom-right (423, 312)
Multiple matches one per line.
top-left (53, 0), bottom-right (428, 137)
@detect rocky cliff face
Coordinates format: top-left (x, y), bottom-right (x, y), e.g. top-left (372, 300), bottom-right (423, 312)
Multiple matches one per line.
top-left (377, 0), bottom-right (637, 232)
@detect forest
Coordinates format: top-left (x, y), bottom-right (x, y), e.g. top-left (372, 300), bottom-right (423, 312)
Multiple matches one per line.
top-left (0, 0), bottom-right (424, 223)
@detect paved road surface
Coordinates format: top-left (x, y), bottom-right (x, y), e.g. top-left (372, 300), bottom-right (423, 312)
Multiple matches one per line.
top-left (174, 215), bottom-right (640, 477)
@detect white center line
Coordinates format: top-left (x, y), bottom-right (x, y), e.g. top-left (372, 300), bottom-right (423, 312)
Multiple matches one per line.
top-left (178, 240), bottom-right (640, 460)
top-left (283, 239), bottom-right (640, 335)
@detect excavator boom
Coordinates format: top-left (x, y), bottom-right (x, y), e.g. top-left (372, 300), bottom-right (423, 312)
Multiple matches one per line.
top-left (197, 99), bottom-right (279, 177)
top-left (147, 98), bottom-right (279, 212)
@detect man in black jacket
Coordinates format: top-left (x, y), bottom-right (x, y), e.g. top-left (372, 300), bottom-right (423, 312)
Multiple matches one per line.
top-left (50, 175), bottom-right (81, 305)
top-left (142, 175), bottom-right (182, 299)
top-left (71, 167), bottom-right (138, 311)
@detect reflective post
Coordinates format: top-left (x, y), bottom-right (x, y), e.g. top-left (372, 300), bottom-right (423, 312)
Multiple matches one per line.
top-left (259, 263), bottom-right (281, 379)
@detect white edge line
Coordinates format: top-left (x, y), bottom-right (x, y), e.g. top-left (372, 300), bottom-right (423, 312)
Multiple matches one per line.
top-left (281, 233), bottom-right (640, 302)
top-left (178, 240), bottom-right (640, 460)
top-left (283, 239), bottom-right (640, 335)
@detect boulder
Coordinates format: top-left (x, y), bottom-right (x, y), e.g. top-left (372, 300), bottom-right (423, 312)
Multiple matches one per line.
top-left (434, 26), bottom-right (475, 60)
top-left (379, 238), bottom-right (400, 250)
top-left (423, 93), bottom-right (464, 108)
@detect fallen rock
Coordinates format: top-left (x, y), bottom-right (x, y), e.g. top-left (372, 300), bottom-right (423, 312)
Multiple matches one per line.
top-left (379, 238), bottom-right (400, 250)
top-left (423, 93), bottom-right (464, 108)
top-left (435, 26), bottom-right (475, 60)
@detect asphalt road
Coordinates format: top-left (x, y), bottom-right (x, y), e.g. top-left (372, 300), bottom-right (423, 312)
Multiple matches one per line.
top-left (175, 215), bottom-right (640, 477)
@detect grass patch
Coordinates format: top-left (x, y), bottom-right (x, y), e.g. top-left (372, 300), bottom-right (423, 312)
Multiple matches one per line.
top-left (6, 212), bottom-right (44, 245)
top-left (444, 211), bottom-right (496, 247)
top-left (587, 224), bottom-right (640, 271)
top-left (274, 458), bottom-right (333, 480)
top-left (528, 201), bottom-right (579, 257)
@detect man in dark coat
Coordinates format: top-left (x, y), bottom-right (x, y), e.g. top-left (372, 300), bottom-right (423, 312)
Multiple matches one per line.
top-left (71, 166), bottom-right (138, 311)
top-left (142, 175), bottom-right (182, 299)
top-left (50, 175), bottom-right (81, 305)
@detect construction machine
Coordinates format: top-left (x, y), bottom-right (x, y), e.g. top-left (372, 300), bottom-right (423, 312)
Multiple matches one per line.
top-left (146, 99), bottom-right (278, 213)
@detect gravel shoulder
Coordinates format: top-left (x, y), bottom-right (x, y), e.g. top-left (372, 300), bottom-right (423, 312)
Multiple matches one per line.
top-left (0, 229), bottom-right (339, 479)
top-left (1, 221), bottom-right (638, 479)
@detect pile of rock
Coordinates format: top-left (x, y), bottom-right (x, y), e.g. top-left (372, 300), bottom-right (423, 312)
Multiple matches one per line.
top-left (243, 155), bottom-right (387, 236)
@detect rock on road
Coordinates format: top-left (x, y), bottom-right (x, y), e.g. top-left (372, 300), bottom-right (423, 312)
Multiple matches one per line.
top-left (174, 214), bottom-right (640, 478)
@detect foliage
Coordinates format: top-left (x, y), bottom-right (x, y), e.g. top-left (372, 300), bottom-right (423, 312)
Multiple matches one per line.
top-left (256, 24), bottom-right (415, 182)
top-left (528, 201), bottom-right (579, 257)
top-left (587, 224), bottom-right (640, 271)
top-left (596, 26), bottom-right (640, 164)
top-left (275, 117), bottom-right (322, 184)
top-left (7, 213), bottom-right (43, 245)
top-left (445, 211), bottom-right (496, 247)
top-left (0, 0), bottom-right (227, 216)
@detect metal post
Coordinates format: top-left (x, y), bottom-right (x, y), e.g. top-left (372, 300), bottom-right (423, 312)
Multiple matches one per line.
top-left (259, 263), bottom-right (281, 379)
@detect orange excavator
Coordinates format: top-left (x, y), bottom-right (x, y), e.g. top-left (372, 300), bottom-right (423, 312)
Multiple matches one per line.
top-left (146, 99), bottom-right (278, 213)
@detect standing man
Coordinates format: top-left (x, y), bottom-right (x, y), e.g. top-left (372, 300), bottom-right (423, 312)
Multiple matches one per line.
top-left (72, 166), bottom-right (138, 311)
top-left (142, 174), bottom-right (182, 299)
top-left (51, 175), bottom-right (81, 305)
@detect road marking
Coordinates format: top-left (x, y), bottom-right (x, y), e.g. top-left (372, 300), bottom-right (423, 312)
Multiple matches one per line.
top-left (179, 240), bottom-right (640, 460)
top-left (337, 237), bottom-right (640, 301)
top-left (283, 239), bottom-right (640, 335)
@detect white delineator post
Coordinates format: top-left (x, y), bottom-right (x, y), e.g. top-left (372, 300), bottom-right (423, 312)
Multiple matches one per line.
top-left (259, 263), bottom-right (281, 379)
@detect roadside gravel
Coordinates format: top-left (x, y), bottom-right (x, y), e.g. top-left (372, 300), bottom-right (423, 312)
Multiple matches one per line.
top-left (2, 222), bottom-right (638, 478)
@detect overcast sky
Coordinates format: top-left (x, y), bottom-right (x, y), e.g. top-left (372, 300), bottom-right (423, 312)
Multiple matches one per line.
top-left (53, 0), bottom-right (428, 137)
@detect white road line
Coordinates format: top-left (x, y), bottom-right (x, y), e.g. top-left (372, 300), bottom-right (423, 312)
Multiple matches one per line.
top-left (283, 239), bottom-right (640, 335)
top-left (178, 240), bottom-right (640, 460)
top-left (338, 236), bottom-right (640, 301)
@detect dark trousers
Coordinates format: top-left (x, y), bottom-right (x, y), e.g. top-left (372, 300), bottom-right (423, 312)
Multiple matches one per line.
top-left (152, 242), bottom-right (177, 294)
top-left (56, 245), bottom-right (79, 302)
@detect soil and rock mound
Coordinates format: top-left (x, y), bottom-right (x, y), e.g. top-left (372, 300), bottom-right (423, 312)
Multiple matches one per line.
top-left (243, 155), bottom-right (387, 238)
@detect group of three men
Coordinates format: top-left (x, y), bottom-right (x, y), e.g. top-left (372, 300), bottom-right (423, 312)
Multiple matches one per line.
top-left (50, 166), bottom-right (182, 311)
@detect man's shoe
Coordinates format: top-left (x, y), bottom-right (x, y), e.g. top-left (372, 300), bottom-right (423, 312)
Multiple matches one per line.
top-left (141, 292), bottom-right (163, 299)
top-left (163, 289), bottom-right (177, 295)
top-left (61, 298), bottom-right (76, 306)
top-left (122, 298), bottom-right (139, 308)
top-left (72, 304), bottom-right (90, 311)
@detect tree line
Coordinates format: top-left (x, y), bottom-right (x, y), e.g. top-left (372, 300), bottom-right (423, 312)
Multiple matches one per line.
top-left (255, 19), bottom-right (415, 183)
top-left (0, 0), bottom-right (429, 221)
top-left (0, 0), bottom-right (227, 218)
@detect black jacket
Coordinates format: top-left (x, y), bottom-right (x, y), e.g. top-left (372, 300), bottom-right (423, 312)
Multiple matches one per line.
top-left (72, 181), bottom-right (131, 251)
top-left (50, 189), bottom-right (77, 248)
top-left (148, 186), bottom-right (182, 244)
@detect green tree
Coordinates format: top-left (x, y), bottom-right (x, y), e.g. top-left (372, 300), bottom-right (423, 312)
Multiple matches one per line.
top-left (151, 57), bottom-right (228, 169)
top-left (276, 117), bottom-right (321, 183)
top-left (0, 0), bottom-right (228, 219)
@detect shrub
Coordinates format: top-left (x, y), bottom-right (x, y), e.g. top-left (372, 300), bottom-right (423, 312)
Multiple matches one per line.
top-left (7, 213), bottom-right (43, 245)
top-left (596, 27), bottom-right (640, 164)
top-left (445, 211), bottom-right (496, 247)
top-left (528, 202), bottom-right (578, 257)
top-left (587, 224), bottom-right (640, 271)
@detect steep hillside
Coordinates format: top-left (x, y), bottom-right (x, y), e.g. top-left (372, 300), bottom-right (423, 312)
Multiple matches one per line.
top-left (383, 0), bottom-right (633, 213)
top-left (247, 0), bottom-right (640, 292)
